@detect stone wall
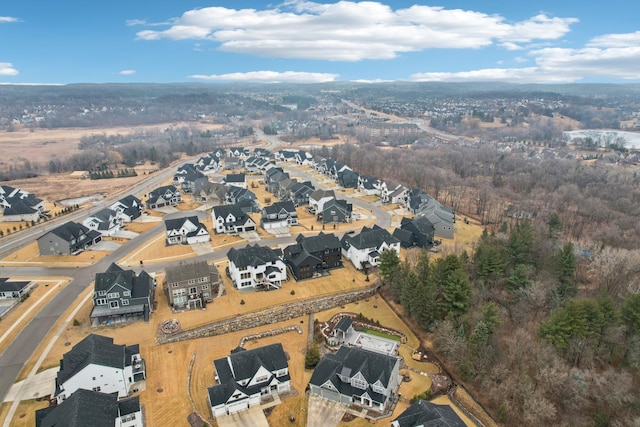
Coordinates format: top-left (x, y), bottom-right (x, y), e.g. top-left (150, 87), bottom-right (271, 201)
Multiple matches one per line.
top-left (157, 285), bottom-right (379, 344)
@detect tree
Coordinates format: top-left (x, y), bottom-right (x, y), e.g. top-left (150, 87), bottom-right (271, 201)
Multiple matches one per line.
top-left (379, 249), bottom-right (401, 298)
top-left (554, 242), bottom-right (577, 297)
top-left (547, 212), bottom-right (563, 238)
top-left (442, 269), bottom-right (472, 320)
top-left (506, 221), bottom-right (535, 267)
top-left (305, 343), bottom-right (320, 369)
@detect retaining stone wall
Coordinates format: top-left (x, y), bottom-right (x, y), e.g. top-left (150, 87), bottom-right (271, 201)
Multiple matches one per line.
top-left (158, 285), bottom-right (379, 344)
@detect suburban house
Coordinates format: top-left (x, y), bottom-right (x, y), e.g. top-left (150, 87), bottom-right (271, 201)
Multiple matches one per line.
top-left (164, 215), bottom-right (210, 245)
top-left (253, 147), bottom-right (272, 159)
top-left (274, 148), bottom-right (298, 162)
top-left (82, 208), bottom-right (121, 236)
top-left (35, 389), bottom-right (143, 427)
top-left (195, 153), bottom-right (221, 174)
top-left (0, 185), bottom-right (46, 222)
top-left (145, 185), bottom-right (181, 210)
top-left (283, 232), bottom-right (343, 280)
top-left (228, 146), bottom-right (250, 159)
top-left (0, 277), bottom-right (32, 300)
top-left (309, 189), bottom-right (335, 214)
top-left (212, 147), bottom-right (226, 159)
top-left (358, 175), bottom-right (381, 196)
top-left (266, 169), bottom-right (290, 194)
top-left (211, 205), bottom-right (257, 234)
top-left (224, 186), bottom-right (258, 211)
top-left (295, 150), bottom-right (314, 165)
top-left (341, 225), bottom-right (401, 271)
top-left (174, 163), bottom-right (206, 193)
top-left (338, 169), bottom-right (359, 189)
top-left (227, 244), bottom-right (287, 290)
top-left (392, 216), bottom-right (435, 249)
top-left (224, 156), bottom-right (244, 170)
top-left (260, 201), bottom-right (298, 230)
top-left (110, 195), bottom-right (143, 222)
top-left (222, 173), bottom-right (247, 189)
top-left (329, 162), bottom-right (351, 181)
top-left (207, 343), bottom-right (290, 418)
top-left (308, 346), bottom-right (400, 413)
top-left (380, 181), bottom-right (407, 204)
top-left (315, 158), bottom-right (335, 175)
top-left (405, 188), bottom-right (455, 239)
top-left (319, 198), bottom-right (352, 224)
top-left (243, 156), bottom-right (261, 174)
top-left (286, 181), bottom-right (315, 206)
top-left (37, 221), bottom-right (102, 256)
top-left (193, 180), bottom-right (228, 204)
top-left (165, 260), bottom-right (221, 310)
top-left (391, 399), bottom-right (466, 427)
top-left (90, 263), bottom-right (154, 325)
top-left (54, 334), bottom-right (146, 403)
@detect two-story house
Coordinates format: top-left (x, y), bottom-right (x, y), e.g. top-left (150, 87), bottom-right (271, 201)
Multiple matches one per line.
top-left (207, 344), bottom-right (290, 418)
top-left (260, 201), bottom-right (298, 230)
top-left (309, 189), bottom-right (335, 214)
top-left (54, 334), bottom-right (146, 403)
top-left (110, 195), bottom-right (143, 223)
top-left (211, 205), bottom-right (256, 234)
top-left (90, 263), bottom-right (154, 325)
top-left (164, 260), bottom-right (221, 310)
top-left (222, 173), bottom-right (247, 189)
top-left (309, 346), bottom-right (400, 413)
top-left (392, 216), bottom-right (435, 249)
top-left (358, 175), bottom-right (381, 196)
top-left (227, 244), bottom-right (287, 290)
top-left (145, 185), bottom-right (181, 210)
top-left (164, 215), bottom-right (210, 245)
top-left (83, 208), bottom-right (121, 236)
top-left (284, 232), bottom-right (343, 280)
top-left (341, 225), bottom-right (401, 270)
top-left (36, 389), bottom-right (143, 427)
top-left (37, 221), bottom-right (102, 256)
top-left (391, 399), bottom-right (466, 427)
top-left (320, 198), bottom-right (352, 224)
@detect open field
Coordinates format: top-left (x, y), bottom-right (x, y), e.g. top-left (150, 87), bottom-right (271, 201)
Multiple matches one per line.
top-left (0, 278), bottom-right (70, 356)
top-left (0, 242), bottom-right (110, 267)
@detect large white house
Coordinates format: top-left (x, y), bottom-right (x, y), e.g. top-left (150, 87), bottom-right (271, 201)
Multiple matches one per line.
top-left (164, 215), bottom-right (210, 245)
top-left (207, 343), bottom-right (290, 418)
top-left (309, 346), bottom-right (400, 413)
top-left (82, 208), bottom-right (121, 236)
top-left (308, 189), bottom-right (335, 214)
top-left (54, 334), bottom-right (146, 404)
top-left (227, 244), bottom-right (287, 290)
top-left (341, 225), bottom-right (401, 270)
top-left (211, 205), bottom-right (256, 234)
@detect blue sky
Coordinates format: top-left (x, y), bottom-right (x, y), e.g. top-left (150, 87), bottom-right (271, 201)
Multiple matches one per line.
top-left (2, 0), bottom-right (640, 84)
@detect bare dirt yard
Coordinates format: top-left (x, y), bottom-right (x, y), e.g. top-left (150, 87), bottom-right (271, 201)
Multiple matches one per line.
top-left (0, 242), bottom-right (111, 267)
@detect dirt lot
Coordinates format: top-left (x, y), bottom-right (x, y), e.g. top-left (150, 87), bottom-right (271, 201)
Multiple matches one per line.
top-left (0, 242), bottom-right (111, 267)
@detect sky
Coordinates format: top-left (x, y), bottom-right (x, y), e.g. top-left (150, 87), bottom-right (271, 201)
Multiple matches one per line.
top-left (2, 0), bottom-right (640, 85)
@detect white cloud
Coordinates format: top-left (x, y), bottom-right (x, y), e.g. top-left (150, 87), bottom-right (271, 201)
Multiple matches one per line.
top-left (0, 63), bottom-right (18, 76)
top-left (410, 34), bottom-right (640, 84)
top-left (135, 1), bottom-right (576, 61)
top-left (0, 16), bottom-right (19, 23)
top-left (188, 70), bottom-right (338, 83)
top-left (117, 70), bottom-right (136, 75)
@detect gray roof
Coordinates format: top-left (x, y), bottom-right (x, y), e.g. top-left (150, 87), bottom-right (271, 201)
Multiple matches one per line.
top-left (165, 260), bottom-right (220, 284)
top-left (36, 389), bottom-right (138, 427)
top-left (164, 215), bottom-right (204, 232)
top-left (93, 263), bottom-right (152, 299)
top-left (294, 232), bottom-right (341, 254)
top-left (263, 201), bottom-right (296, 216)
top-left (392, 399), bottom-right (466, 427)
top-left (227, 244), bottom-right (282, 268)
top-left (334, 317), bottom-right (353, 332)
top-left (212, 204), bottom-right (247, 220)
top-left (341, 225), bottom-right (399, 250)
top-left (55, 334), bottom-right (138, 392)
top-left (310, 189), bottom-right (335, 201)
top-left (0, 278), bottom-right (31, 293)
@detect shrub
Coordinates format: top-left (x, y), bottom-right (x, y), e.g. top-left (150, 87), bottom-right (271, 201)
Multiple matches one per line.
top-left (240, 299), bottom-right (245, 305)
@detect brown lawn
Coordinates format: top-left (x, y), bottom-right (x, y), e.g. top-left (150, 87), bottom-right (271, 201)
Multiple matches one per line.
top-left (118, 232), bottom-right (196, 266)
top-left (174, 194), bottom-right (202, 211)
top-left (0, 278), bottom-right (70, 356)
top-left (0, 242), bottom-right (110, 267)
top-left (122, 220), bottom-right (162, 234)
top-left (248, 179), bottom-right (278, 206)
top-left (0, 399), bottom-right (48, 427)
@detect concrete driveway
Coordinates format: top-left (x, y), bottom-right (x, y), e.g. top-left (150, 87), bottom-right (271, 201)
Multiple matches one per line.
top-left (216, 406), bottom-right (269, 427)
top-left (307, 394), bottom-right (346, 427)
top-left (3, 367), bottom-right (57, 402)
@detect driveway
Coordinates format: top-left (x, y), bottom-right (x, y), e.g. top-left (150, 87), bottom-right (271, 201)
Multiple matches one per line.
top-left (307, 394), bottom-right (346, 427)
top-left (3, 367), bottom-right (57, 402)
top-left (216, 406), bottom-right (269, 427)
top-left (192, 242), bottom-right (214, 255)
top-left (113, 229), bottom-right (139, 239)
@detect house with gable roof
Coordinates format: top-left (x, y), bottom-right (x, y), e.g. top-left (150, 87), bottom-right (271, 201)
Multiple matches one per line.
top-left (165, 260), bottom-right (221, 310)
top-left (109, 194), bottom-right (143, 223)
top-left (0, 277), bottom-right (33, 300)
top-left (341, 225), bottom-right (400, 270)
top-left (83, 208), bottom-right (121, 236)
top-left (35, 389), bottom-right (143, 427)
top-left (227, 244), bottom-right (287, 290)
top-left (392, 216), bottom-right (435, 249)
top-left (358, 175), bottom-right (382, 196)
top-left (319, 198), bottom-right (352, 224)
top-left (222, 173), bottom-right (247, 189)
top-left (211, 204), bottom-right (256, 234)
top-left (164, 215), bottom-right (210, 245)
top-left (90, 263), bottom-right (154, 325)
top-left (338, 169), bottom-right (359, 189)
top-left (207, 343), bottom-right (290, 417)
top-left (0, 185), bottom-right (46, 222)
top-left (283, 232), bottom-right (342, 280)
top-left (145, 185), bottom-right (181, 210)
top-left (309, 189), bottom-right (335, 214)
top-left (308, 345), bottom-right (400, 412)
top-left (391, 399), bottom-right (466, 427)
top-left (260, 200), bottom-right (298, 230)
top-left (54, 334), bottom-right (146, 403)
top-left (37, 221), bottom-right (102, 256)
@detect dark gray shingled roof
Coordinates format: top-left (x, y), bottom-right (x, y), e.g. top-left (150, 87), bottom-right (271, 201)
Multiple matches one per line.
top-left (55, 334), bottom-right (138, 393)
top-left (0, 277), bottom-right (31, 293)
top-left (94, 263), bottom-right (152, 299)
top-left (392, 399), bottom-right (466, 427)
top-left (165, 260), bottom-right (220, 284)
top-left (341, 225), bottom-right (399, 250)
top-left (227, 244), bottom-right (282, 268)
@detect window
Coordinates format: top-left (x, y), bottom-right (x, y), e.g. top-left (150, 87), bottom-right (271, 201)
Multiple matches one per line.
top-left (189, 287), bottom-right (197, 294)
top-left (255, 375), bottom-right (269, 383)
top-left (202, 284), bottom-right (209, 290)
top-left (240, 272), bottom-right (251, 280)
top-left (122, 299), bottom-right (129, 306)
top-left (171, 283), bottom-right (178, 288)
top-left (188, 279), bottom-right (195, 285)
top-left (96, 298), bottom-right (107, 305)
top-left (121, 414), bottom-right (136, 423)
top-left (123, 291), bottom-right (131, 297)
top-left (107, 292), bottom-right (119, 299)
top-left (97, 290), bottom-right (106, 296)
top-left (92, 386), bottom-right (101, 392)
top-left (110, 301), bottom-right (119, 309)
